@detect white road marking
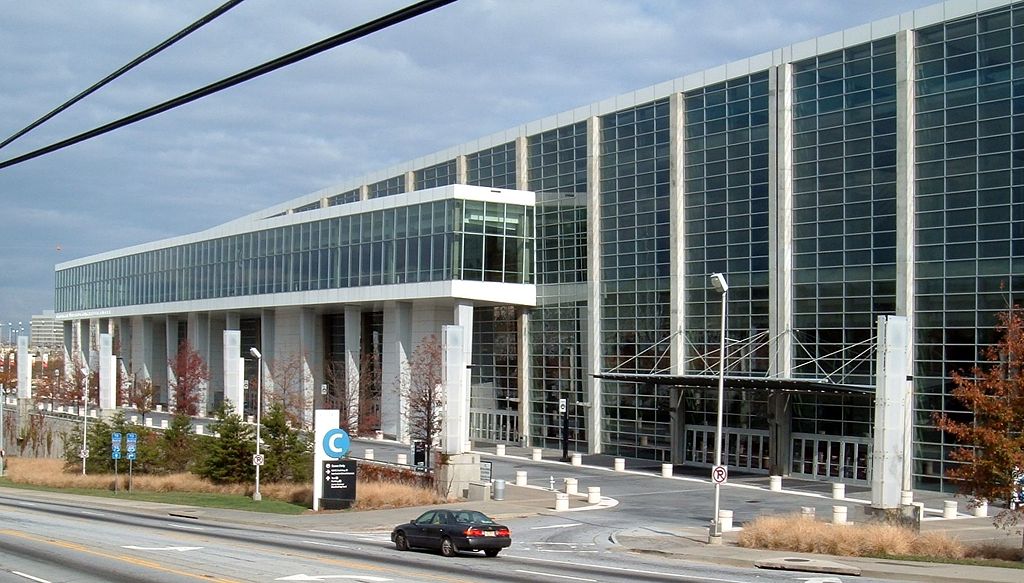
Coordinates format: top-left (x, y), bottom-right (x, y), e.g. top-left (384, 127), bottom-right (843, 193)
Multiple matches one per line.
top-left (122, 545), bottom-right (203, 551)
top-left (79, 510), bottom-right (104, 516)
top-left (166, 522), bottom-right (205, 530)
top-left (12, 572), bottom-right (52, 583)
top-left (505, 554), bottom-right (751, 582)
top-left (531, 523), bottom-right (582, 530)
top-left (18, 502), bottom-right (38, 507)
top-left (276, 575), bottom-right (391, 582)
top-left (303, 540), bottom-right (356, 550)
top-left (515, 570), bottom-right (595, 582)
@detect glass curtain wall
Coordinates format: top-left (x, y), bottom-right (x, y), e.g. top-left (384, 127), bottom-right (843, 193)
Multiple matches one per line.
top-left (368, 176), bottom-right (405, 199)
top-left (467, 142), bottom-right (517, 189)
top-left (599, 100), bottom-right (672, 460)
top-left (913, 4), bottom-right (1024, 491)
top-left (415, 160), bottom-right (457, 190)
top-left (526, 122), bottom-right (589, 449)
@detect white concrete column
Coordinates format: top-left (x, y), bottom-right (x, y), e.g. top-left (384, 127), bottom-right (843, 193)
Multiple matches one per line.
top-left (668, 91), bottom-right (687, 465)
top-left (517, 309), bottom-right (530, 445)
top-left (344, 307), bottom-right (362, 431)
top-left (515, 135), bottom-right (529, 191)
top-left (382, 302), bottom-right (412, 441)
top-left (130, 316), bottom-right (154, 382)
top-left (895, 29), bottom-right (917, 498)
top-left (871, 315), bottom-right (910, 509)
top-left (187, 312), bottom-right (211, 415)
top-left (404, 170), bottom-right (415, 192)
top-left (455, 154), bottom-right (468, 185)
top-left (98, 333), bottom-right (115, 410)
top-left (223, 330), bottom-right (243, 412)
top-left (165, 315), bottom-right (180, 408)
top-left (62, 320), bottom-right (74, 378)
top-left (299, 307), bottom-right (320, 429)
top-left (442, 324), bottom-right (467, 455)
top-left (585, 114), bottom-right (603, 455)
top-left (454, 302), bottom-right (473, 450)
top-left (769, 62), bottom-right (794, 378)
top-left (260, 308), bottom-right (276, 409)
top-left (17, 336), bottom-right (31, 399)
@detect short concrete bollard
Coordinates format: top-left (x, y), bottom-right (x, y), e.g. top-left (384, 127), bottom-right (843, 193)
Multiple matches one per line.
top-left (614, 458), bottom-right (625, 472)
top-left (571, 453), bottom-right (582, 466)
top-left (973, 501), bottom-right (988, 517)
top-left (832, 505), bottom-right (848, 525)
top-left (900, 490), bottom-right (914, 505)
top-left (769, 475), bottom-right (782, 492)
top-left (144, 417), bottom-right (153, 427)
top-left (493, 479), bottom-right (506, 501)
top-left (587, 486), bottom-right (601, 504)
top-left (555, 492), bottom-right (569, 511)
top-left (496, 444), bottom-right (506, 456)
top-left (397, 453), bottom-right (407, 465)
top-left (801, 506), bottom-right (815, 518)
top-left (365, 448), bottom-right (375, 460)
top-left (718, 509), bottom-right (734, 531)
top-left (564, 477), bottom-right (578, 495)
top-left (156, 404), bottom-right (163, 412)
top-left (832, 482), bottom-right (845, 500)
top-left (195, 425), bottom-right (204, 435)
top-left (532, 448), bottom-right (543, 461)
top-left (130, 414), bottom-right (139, 424)
top-left (943, 500), bottom-right (958, 519)
top-left (160, 418), bottom-right (167, 428)
top-left (661, 463), bottom-right (673, 477)
top-left (247, 415), bottom-right (254, 424)
top-left (516, 470), bottom-right (528, 487)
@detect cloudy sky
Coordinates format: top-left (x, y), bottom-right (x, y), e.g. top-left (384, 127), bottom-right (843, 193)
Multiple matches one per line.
top-left (0, 0), bottom-right (933, 333)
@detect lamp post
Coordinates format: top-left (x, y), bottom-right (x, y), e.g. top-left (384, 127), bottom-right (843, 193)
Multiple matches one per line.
top-left (709, 272), bottom-right (728, 543)
top-left (250, 347), bottom-right (263, 502)
top-left (1, 383), bottom-right (7, 477)
top-left (81, 366), bottom-right (89, 476)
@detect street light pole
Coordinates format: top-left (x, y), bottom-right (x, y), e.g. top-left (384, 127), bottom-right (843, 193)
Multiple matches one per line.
top-left (250, 347), bottom-right (262, 502)
top-left (709, 272), bottom-right (729, 544)
top-left (1, 383), bottom-right (7, 477)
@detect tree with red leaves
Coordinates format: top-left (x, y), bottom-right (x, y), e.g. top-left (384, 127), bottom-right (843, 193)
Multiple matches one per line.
top-left (938, 308), bottom-right (1024, 543)
top-left (168, 340), bottom-right (208, 416)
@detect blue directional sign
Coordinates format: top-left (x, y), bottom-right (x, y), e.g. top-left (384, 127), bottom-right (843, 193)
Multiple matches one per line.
top-left (112, 451), bottom-right (122, 460)
top-left (127, 451), bottom-right (136, 461)
top-left (125, 432), bottom-right (138, 454)
top-left (322, 428), bottom-right (351, 459)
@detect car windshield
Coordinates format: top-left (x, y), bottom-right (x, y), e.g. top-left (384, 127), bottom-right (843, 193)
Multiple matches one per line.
top-left (452, 511), bottom-right (494, 524)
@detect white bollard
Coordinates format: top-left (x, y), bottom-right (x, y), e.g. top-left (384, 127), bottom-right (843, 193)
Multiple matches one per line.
top-left (532, 448), bottom-right (543, 461)
top-left (587, 486), bottom-right (601, 504)
top-left (91, 410), bottom-right (99, 418)
top-left (943, 500), bottom-right (958, 519)
top-left (900, 490), bottom-right (914, 505)
top-left (516, 470), bottom-right (528, 487)
top-left (195, 425), bottom-right (204, 435)
top-left (801, 506), bottom-right (815, 518)
top-left (130, 414), bottom-right (139, 423)
top-left (973, 501), bottom-right (988, 517)
top-left (661, 463), bottom-right (673, 477)
top-left (614, 458), bottom-right (625, 472)
top-left (832, 505), bottom-right (848, 525)
top-left (555, 492), bottom-right (569, 511)
top-left (571, 453), bottom-right (582, 466)
top-left (156, 404), bottom-right (163, 412)
top-left (365, 448), bottom-right (375, 460)
top-left (144, 417), bottom-right (153, 427)
top-left (564, 477), bottom-right (578, 495)
top-left (718, 509), bottom-right (733, 531)
top-left (397, 453), bottom-right (407, 465)
top-left (769, 475), bottom-right (782, 492)
top-left (496, 444), bottom-right (506, 456)
top-left (160, 418), bottom-right (167, 428)
top-left (247, 415), bottom-right (254, 423)
top-left (832, 483), bottom-right (845, 500)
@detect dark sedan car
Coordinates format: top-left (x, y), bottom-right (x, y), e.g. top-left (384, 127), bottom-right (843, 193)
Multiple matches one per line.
top-left (391, 509), bottom-right (511, 557)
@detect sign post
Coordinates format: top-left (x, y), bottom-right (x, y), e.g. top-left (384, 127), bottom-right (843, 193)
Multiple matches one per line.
top-left (111, 432), bottom-right (122, 492)
top-left (559, 398), bottom-right (569, 462)
top-left (313, 409), bottom-right (356, 511)
top-left (126, 432), bottom-right (137, 493)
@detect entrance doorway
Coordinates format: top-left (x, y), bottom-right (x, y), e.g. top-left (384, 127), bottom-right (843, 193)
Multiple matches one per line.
top-left (683, 426), bottom-right (771, 472)
top-left (790, 434), bottom-right (870, 482)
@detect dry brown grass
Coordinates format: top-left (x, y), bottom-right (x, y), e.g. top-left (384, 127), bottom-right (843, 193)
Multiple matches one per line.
top-left (738, 513), bottom-right (967, 559)
top-left (3, 457), bottom-right (444, 509)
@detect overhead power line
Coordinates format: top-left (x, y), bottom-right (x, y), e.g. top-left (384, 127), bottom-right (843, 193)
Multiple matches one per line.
top-left (0, 0), bottom-right (247, 151)
top-left (0, 0), bottom-right (458, 171)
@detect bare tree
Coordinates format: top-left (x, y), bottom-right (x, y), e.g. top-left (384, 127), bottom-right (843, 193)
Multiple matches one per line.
top-left (125, 375), bottom-right (158, 424)
top-left (168, 340), bottom-right (208, 416)
top-left (266, 351), bottom-right (313, 430)
top-left (356, 348), bottom-right (381, 436)
top-left (400, 335), bottom-right (445, 467)
top-left (324, 360), bottom-right (359, 433)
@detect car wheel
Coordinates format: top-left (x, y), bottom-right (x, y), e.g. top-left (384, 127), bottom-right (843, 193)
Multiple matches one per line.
top-left (484, 549), bottom-right (500, 557)
top-left (440, 537), bottom-right (457, 557)
top-left (394, 532), bottom-right (409, 551)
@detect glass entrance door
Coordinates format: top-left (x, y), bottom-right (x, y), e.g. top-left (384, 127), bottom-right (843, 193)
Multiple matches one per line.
top-left (684, 426), bottom-right (770, 472)
top-left (791, 434), bottom-right (870, 482)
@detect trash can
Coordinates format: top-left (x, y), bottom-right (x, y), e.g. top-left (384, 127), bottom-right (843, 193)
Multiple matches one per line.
top-left (493, 479), bottom-right (506, 501)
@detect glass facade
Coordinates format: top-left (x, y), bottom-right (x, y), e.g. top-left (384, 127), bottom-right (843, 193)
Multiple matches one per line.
top-left (791, 38), bottom-right (898, 387)
top-left (526, 122), bottom-right (589, 449)
top-left (58, 1), bottom-right (1024, 492)
top-left (467, 141), bottom-right (517, 189)
top-left (56, 198), bottom-right (534, 311)
top-left (599, 99), bottom-right (672, 460)
top-left (415, 160), bottom-right (457, 190)
top-left (913, 3), bottom-right (1024, 491)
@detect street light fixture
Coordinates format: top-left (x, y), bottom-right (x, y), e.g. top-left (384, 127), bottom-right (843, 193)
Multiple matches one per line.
top-left (708, 272), bottom-right (728, 544)
top-left (249, 347), bottom-right (263, 502)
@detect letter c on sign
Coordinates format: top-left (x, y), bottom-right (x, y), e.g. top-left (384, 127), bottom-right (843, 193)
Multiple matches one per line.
top-left (323, 428), bottom-right (350, 459)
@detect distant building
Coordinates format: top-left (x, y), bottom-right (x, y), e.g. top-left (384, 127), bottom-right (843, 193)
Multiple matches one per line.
top-left (30, 310), bottom-right (61, 348)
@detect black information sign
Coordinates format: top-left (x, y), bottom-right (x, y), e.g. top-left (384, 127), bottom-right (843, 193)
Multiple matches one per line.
top-left (321, 459), bottom-right (357, 510)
